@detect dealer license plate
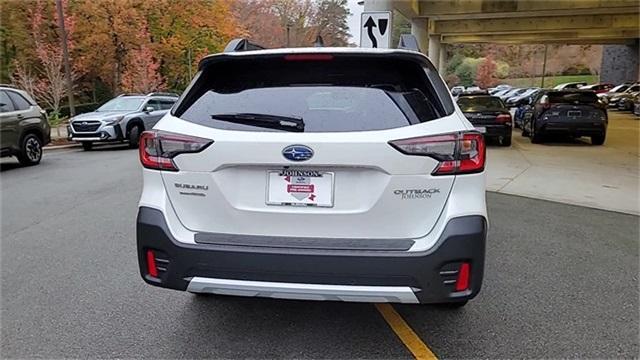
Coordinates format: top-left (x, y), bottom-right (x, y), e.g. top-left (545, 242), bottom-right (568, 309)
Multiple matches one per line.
top-left (266, 170), bottom-right (334, 207)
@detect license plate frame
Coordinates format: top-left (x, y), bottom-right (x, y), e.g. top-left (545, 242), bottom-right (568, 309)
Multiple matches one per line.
top-left (266, 170), bottom-right (335, 207)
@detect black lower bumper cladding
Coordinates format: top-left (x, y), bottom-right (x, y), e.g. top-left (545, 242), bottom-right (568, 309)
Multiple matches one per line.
top-left (137, 207), bottom-right (487, 304)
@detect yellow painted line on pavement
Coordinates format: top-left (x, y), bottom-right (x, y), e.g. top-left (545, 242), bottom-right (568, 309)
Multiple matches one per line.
top-left (375, 303), bottom-right (438, 360)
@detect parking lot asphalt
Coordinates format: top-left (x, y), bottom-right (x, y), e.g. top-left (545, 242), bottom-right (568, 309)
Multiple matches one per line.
top-left (1, 146), bottom-right (638, 358)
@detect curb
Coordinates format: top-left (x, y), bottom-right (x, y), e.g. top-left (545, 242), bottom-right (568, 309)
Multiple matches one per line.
top-left (44, 143), bottom-right (81, 151)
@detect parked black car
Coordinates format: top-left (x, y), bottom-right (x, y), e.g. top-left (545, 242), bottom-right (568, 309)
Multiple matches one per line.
top-left (457, 94), bottom-right (512, 146)
top-left (521, 90), bottom-right (607, 145)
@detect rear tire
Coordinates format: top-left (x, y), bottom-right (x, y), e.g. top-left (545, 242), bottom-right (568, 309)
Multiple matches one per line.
top-left (500, 135), bottom-right (512, 147)
top-left (530, 123), bottom-right (543, 143)
top-left (128, 125), bottom-right (142, 149)
top-left (591, 134), bottom-right (605, 145)
top-left (81, 142), bottom-right (93, 151)
top-left (17, 133), bottom-right (43, 166)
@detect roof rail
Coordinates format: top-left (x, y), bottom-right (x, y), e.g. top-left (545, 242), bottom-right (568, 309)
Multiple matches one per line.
top-left (117, 93), bottom-right (144, 97)
top-left (147, 92), bottom-right (180, 97)
top-left (224, 38), bottom-right (266, 53)
top-left (397, 34), bottom-right (421, 52)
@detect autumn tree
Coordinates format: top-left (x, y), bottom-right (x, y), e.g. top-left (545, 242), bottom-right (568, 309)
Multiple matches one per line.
top-left (16, 0), bottom-right (79, 118)
top-left (121, 23), bottom-right (165, 93)
top-left (475, 56), bottom-right (498, 88)
top-left (309, 0), bottom-right (351, 46)
top-left (232, 0), bottom-right (286, 48)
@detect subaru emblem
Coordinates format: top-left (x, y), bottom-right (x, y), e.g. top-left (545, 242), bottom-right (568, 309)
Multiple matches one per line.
top-left (82, 121), bottom-right (88, 125)
top-left (282, 145), bottom-right (313, 162)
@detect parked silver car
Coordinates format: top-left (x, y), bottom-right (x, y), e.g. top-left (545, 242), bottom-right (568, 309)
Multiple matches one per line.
top-left (68, 92), bottom-right (178, 150)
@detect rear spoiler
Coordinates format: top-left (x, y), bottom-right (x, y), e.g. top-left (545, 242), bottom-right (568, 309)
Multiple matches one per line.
top-left (222, 34), bottom-right (422, 53)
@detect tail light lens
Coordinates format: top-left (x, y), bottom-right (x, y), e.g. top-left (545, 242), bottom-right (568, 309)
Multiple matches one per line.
top-left (389, 132), bottom-right (485, 175)
top-left (139, 130), bottom-right (213, 171)
top-left (496, 114), bottom-right (512, 124)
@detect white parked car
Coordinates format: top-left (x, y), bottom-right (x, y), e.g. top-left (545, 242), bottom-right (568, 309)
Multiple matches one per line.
top-left (136, 42), bottom-right (487, 307)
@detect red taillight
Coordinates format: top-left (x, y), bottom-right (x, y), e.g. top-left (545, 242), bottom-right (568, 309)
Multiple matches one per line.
top-left (284, 54), bottom-right (334, 61)
top-left (139, 130), bottom-right (213, 171)
top-left (389, 132), bottom-right (486, 175)
top-left (496, 114), bottom-right (512, 124)
top-left (455, 262), bottom-right (470, 291)
top-left (146, 249), bottom-right (158, 277)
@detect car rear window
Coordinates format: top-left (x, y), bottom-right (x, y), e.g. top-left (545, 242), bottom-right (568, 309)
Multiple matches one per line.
top-left (175, 54), bottom-right (453, 133)
top-left (548, 92), bottom-right (598, 104)
top-left (457, 96), bottom-right (505, 111)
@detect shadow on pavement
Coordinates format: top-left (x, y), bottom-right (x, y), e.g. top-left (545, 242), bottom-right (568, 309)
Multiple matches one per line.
top-left (0, 160), bottom-right (25, 172)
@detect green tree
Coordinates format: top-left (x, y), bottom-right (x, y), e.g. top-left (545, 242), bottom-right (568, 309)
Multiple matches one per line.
top-left (455, 57), bottom-right (483, 86)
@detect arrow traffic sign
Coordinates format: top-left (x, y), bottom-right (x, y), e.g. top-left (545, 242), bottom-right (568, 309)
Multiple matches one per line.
top-left (360, 11), bottom-right (392, 49)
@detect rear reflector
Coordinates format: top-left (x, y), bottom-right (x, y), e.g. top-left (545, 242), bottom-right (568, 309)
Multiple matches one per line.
top-left (284, 54), bottom-right (334, 61)
top-left (146, 249), bottom-right (158, 277)
top-left (389, 131), bottom-right (486, 175)
top-left (139, 130), bottom-right (213, 171)
top-left (455, 262), bottom-right (470, 291)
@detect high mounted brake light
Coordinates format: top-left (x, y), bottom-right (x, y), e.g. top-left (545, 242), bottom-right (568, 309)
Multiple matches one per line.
top-left (139, 130), bottom-right (213, 171)
top-left (389, 132), bottom-right (486, 175)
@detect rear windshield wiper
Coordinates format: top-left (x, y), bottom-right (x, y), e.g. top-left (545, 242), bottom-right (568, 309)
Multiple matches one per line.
top-left (210, 113), bottom-right (304, 132)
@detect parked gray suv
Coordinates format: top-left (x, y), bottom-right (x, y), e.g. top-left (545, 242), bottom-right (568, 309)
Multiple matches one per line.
top-left (0, 86), bottom-right (51, 166)
top-left (68, 93), bottom-right (178, 150)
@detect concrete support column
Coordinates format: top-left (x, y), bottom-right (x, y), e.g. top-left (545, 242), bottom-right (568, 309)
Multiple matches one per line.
top-left (410, 18), bottom-right (429, 54)
top-left (428, 34), bottom-right (441, 69)
top-left (438, 43), bottom-right (447, 74)
top-left (363, 0), bottom-right (393, 12)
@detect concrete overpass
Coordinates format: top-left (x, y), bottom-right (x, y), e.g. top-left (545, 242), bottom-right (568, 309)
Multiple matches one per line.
top-left (364, 0), bottom-right (640, 82)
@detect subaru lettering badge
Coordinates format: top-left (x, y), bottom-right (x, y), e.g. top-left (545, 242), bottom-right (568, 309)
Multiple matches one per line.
top-left (282, 145), bottom-right (313, 162)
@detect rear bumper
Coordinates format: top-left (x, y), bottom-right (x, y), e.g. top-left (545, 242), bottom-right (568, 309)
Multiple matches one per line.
top-left (537, 121), bottom-right (606, 136)
top-left (480, 124), bottom-right (511, 138)
top-left (137, 206), bottom-right (487, 304)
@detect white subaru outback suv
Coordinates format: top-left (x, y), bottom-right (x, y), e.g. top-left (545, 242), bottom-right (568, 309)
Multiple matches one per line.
top-left (137, 41), bottom-right (487, 306)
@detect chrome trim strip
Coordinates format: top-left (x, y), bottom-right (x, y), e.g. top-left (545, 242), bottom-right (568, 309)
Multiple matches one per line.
top-left (186, 277), bottom-right (420, 303)
top-left (70, 137), bottom-right (103, 141)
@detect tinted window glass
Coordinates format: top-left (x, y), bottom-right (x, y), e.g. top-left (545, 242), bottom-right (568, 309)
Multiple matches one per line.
top-left (548, 92), bottom-right (598, 104)
top-left (176, 55), bottom-right (451, 132)
top-left (145, 99), bottom-right (162, 111)
top-left (97, 97), bottom-right (144, 111)
top-left (610, 85), bottom-right (628, 92)
top-left (0, 91), bottom-right (15, 112)
top-left (6, 91), bottom-right (31, 110)
top-left (160, 100), bottom-right (175, 110)
top-left (182, 86), bottom-right (419, 132)
top-left (457, 96), bottom-right (505, 111)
